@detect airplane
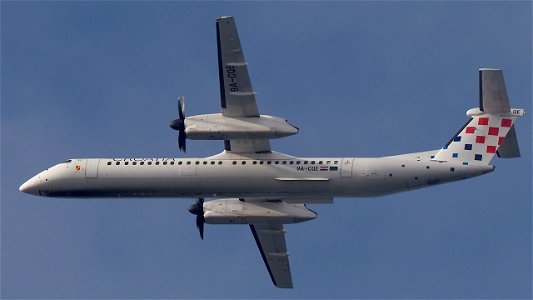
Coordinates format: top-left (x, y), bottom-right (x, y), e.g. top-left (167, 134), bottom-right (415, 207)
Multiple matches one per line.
top-left (19, 16), bottom-right (524, 289)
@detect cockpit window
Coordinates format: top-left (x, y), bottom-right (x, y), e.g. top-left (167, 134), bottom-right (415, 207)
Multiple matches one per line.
top-left (63, 159), bottom-right (72, 164)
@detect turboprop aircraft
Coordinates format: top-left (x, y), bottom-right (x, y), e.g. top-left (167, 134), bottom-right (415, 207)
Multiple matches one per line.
top-left (19, 16), bottom-right (524, 288)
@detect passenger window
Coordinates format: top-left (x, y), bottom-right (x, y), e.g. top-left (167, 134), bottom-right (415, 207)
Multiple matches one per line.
top-left (211, 161), bottom-right (215, 165)
top-left (275, 161), bottom-right (279, 165)
top-left (253, 161), bottom-right (257, 165)
top-left (232, 161), bottom-right (237, 165)
top-left (282, 161), bottom-right (287, 165)
top-left (178, 161), bottom-right (182, 165)
top-left (311, 161), bottom-right (315, 165)
top-left (170, 161), bottom-right (175, 165)
top-left (133, 162), bottom-right (137, 165)
top-left (267, 161), bottom-right (272, 165)
top-left (304, 161), bottom-right (308, 165)
top-left (107, 162), bottom-right (112, 165)
top-left (318, 161), bottom-right (323, 164)
top-left (155, 162), bottom-right (160, 165)
top-left (148, 162), bottom-right (152, 165)
top-left (326, 161), bottom-right (331, 164)
top-left (296, 161), bottom-right (301, 165)
top-left (289, 161), bottom-right (294, 165)
top-left (260, 161), bottom-right (264, 165)
top-left (242, 161), bottom-right (246, 165)
top-left (218, 161), bottom-right (223, 165)
top-left (125, 162), bottom-right (129, 165)
top-left (163, 162), bottom-right (167, 165)
top-left (116, 162), bottom-right (120, 165)
top-left (195, 161), bottom-right (199, 165)
top-left (140, 162), bottom-right (145, 165)
top-left (334, 161), bottom-right (338, 164)
top-left (203, 161), bottom-right (207, 165)
top-left (187, 161), bottom-right (191, 165)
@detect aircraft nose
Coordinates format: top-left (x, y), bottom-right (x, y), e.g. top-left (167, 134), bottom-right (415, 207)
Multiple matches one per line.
top-left (19, 178), bottom-right (40, 196)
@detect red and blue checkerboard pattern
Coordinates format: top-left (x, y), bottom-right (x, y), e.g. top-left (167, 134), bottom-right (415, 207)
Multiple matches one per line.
top-left (433, 114), bottom-right (516, 165)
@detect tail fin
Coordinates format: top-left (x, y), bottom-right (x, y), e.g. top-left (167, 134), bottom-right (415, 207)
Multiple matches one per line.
top-left (432, 69), bottom-right (524, 165)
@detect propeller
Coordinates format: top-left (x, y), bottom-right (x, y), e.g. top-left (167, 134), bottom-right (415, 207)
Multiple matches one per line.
top-left (169, 96), bottom-right (186, 152)
top-left (188, 198), bottom-right (205, 239)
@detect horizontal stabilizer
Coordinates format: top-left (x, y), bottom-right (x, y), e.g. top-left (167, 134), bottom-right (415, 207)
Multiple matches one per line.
top-left (497, 125), bottom-right (520, 158)
top-left (479, 68), bottom-right (511, 113)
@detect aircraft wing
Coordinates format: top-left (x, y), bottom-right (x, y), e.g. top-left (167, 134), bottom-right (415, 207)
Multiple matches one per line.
top-left (216, 16), bottom-right (271, 153)
top-left (250, 224), bottom-right (293, 288)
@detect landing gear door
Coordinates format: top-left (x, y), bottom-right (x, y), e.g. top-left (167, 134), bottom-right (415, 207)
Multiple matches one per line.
top-left (340, 158), bottom-right (354, 178)
top-left (85, 159), bottom-right (100, 179)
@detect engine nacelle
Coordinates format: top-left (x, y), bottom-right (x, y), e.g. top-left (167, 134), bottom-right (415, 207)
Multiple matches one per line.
top-left (184, 114), bottom-right (298, 140)
top-left (203, 198), bottom-right (316, 224)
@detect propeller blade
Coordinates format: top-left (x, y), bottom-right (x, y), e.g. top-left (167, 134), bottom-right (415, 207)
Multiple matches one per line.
top-left (178, 130), bottom-right (186, 152)
top-left (197, 198), bottom-right (204, 239)
top-left (178, 96), bottom-right (185, 120)
top-left (170, 96), bottom-right (187, 152)
top-left (196, 215), bottom-right (205, 240)
top-left (188, 198), bottom-right (205, 239)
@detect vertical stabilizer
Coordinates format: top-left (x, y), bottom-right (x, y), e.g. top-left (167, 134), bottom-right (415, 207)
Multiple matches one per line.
top-left (479, 68), bottom-right (511, 113)
top-left (432, 69), bottom-right (524, 165)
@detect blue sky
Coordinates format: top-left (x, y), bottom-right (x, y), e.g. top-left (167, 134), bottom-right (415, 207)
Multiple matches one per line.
top-left (2, 1), bottom-right (531, 298)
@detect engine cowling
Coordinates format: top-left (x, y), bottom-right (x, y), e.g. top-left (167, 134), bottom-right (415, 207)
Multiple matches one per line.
top-left (183, 114), bottom-right (298, 140)
top-left (203, 198), bottom-right (316, 224)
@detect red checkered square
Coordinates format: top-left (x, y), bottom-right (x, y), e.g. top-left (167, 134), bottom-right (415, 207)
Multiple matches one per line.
top-left (501, 118), bottom-right (512, 127)
top-left (488, 127), bottom-right (499, 136)
top-left (478, 117), bottom-right (489, 125)
top-left (486, 145), bottom-right (496, 153)
top-left (498, 137), bottom-right (505, 145)
top-left (476, 136), bottom-right (485, 143)
top-left (465, 126), bottom-right (476, 134)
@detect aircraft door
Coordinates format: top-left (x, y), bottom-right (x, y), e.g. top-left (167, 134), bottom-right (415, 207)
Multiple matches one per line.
top-left (85, 159), bottom-right (100, 179)
top-left (340, 158), bottom-right (354, 177)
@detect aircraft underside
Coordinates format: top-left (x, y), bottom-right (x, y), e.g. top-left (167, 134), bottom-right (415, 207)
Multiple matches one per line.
top-left (19, 16), bottom-right (522, 289)
top-left (29, 155), bottom-right (493, 198)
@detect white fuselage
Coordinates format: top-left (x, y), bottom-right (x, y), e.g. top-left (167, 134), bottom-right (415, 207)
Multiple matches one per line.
top-left (19, 151), bottom-right (494, 199)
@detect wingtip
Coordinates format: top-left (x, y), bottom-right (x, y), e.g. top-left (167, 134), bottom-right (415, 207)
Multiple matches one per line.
top-left (217, 16), bottom-right (233, 21)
